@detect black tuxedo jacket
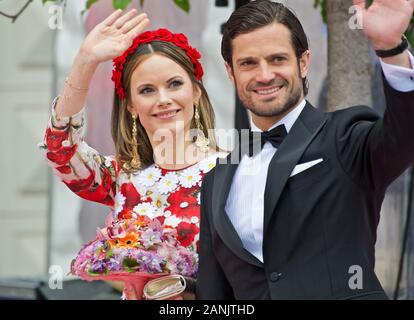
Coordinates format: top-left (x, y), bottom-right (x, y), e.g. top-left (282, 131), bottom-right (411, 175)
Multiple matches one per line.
top-left (196, 79), bottom-right (414, 300)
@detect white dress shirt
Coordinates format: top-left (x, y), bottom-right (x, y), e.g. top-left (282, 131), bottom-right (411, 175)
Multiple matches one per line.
top-left (225, 52), bottom-right (414, 263)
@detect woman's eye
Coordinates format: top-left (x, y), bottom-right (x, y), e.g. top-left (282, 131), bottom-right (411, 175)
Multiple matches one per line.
top-left (139, 87), bottom-right (154, 94)
top-left (170, 80), bottom-right (183, 88)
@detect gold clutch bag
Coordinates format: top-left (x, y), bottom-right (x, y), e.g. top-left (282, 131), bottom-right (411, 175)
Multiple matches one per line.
top-left (143, 275), bottom-right (196, 300)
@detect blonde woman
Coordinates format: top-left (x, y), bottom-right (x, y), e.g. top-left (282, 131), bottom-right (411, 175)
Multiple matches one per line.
top-left (40, 9), bottom-right (225, 300)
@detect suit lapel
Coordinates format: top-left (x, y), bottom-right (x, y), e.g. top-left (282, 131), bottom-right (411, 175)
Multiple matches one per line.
top-left (212, 147), bottom-right (264, 268)
top-left (263, 103), bottom-right (328, 235)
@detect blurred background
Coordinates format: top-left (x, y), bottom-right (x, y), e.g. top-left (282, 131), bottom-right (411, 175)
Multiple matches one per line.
top-left (0, 0), bottom-right (412, 300)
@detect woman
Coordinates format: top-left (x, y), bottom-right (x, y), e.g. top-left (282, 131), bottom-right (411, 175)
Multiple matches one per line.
top-left (39, 9), bottom-right (225, 299)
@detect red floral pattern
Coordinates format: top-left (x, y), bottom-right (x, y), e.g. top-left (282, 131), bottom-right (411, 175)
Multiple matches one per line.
top-left (110, 170), bottom-right (206, 250)
top-left (56, 165), bottom-right (72, 174)
top-left (121, 182), bottom-right (142, 209)
top-left (166, 185), bottom-right (199, 220)
top-left (41, 102), bottom-right (221, 253)
top-left (176, 221), bottom-right (199, 247)
top-left (45, 127), bottom-right (69, 151)
top-left (64, 171), bottom-right (95, 193)
top-left (46, 145), bottom-right (77, 166)
top-left (42, 106), bottom-right (119, 208)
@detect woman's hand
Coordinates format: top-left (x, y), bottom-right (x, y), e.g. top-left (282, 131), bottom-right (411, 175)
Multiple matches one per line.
top-left (54, 9), bottom-right (149, 118)
top-left (79, 9), bottom-right (150, 64)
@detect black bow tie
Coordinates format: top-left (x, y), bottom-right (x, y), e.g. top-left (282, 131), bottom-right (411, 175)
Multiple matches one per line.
top-left (247, 124), bottom-right (287, 157)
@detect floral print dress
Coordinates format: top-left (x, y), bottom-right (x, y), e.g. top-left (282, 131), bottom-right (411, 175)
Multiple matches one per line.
top-left (39, 98), bottom-right (224, 280)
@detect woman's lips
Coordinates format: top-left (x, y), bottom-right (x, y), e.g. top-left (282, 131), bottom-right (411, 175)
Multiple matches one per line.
top-left (153, 110), bottom-right (180, 119)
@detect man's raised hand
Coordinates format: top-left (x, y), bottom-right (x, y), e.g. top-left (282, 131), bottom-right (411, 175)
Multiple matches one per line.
top-left (353, 0), bottom-right (413, 50)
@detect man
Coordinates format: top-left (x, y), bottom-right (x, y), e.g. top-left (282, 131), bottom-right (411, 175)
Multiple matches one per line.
top-left (196, 0), bottom-right (414, 299)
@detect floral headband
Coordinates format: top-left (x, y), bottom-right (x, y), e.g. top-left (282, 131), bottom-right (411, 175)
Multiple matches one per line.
top-left (111, 28), bottom-right (204, 100)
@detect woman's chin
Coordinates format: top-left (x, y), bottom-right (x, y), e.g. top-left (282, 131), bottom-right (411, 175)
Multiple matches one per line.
top-left (149, 125), bottom-right (184, 142)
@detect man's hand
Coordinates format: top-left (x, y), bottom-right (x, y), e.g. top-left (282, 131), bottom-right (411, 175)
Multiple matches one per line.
top-left (353, 0), bottom-right (413, 50)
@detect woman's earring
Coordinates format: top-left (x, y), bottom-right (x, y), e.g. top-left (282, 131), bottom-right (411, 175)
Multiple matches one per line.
top-left (127, 114), bottom-right (141, 170)
top-left (194, 103), bottom-right (210, 153)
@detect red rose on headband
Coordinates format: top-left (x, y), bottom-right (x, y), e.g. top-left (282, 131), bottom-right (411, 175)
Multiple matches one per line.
top-left (112, 28), bottom-right (204, 100)
top-left (175, 33), bottom-right (189, 46)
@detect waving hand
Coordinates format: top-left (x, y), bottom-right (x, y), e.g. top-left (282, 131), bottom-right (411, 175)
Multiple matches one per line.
top-left (81, 9), bottom-right (150, 64)
top-left (353, 0), bottom-right (413, 50)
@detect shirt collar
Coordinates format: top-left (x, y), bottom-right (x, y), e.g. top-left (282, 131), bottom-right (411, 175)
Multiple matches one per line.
top-left (250, 99), bottom-right (307, 133)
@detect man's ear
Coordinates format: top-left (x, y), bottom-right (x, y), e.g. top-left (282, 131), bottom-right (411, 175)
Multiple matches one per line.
top-left (299, 50), bottom-right (310, 79)
top-left (225, 61), bottom-right (235, 85)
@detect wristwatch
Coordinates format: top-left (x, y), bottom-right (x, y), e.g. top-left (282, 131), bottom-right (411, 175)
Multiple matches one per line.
top-left (375, 35), bottom-right (409, 58)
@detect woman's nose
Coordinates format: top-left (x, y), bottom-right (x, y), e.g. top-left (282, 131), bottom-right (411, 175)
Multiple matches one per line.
top-left (157, 89), bottom-right (172, 107)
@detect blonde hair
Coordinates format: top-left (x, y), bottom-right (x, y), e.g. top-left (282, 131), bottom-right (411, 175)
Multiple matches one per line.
top-left (111, 41), bottom-right (218, 172)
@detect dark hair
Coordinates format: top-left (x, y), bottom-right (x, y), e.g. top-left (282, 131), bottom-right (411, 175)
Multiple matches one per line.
top-left (221, 0), bottom-right (309, 95)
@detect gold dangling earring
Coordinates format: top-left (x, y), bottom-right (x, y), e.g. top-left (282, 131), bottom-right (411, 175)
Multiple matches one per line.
top-left (194, 102), bottom-right (210, 153)
top-left (127, 114), bottom-right (141, 170)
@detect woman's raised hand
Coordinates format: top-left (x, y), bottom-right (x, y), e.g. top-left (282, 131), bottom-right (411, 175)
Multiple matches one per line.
top-left (54, 9), bottom-right (149, 118)
top-left (80, 9), bottom-right (150, 64)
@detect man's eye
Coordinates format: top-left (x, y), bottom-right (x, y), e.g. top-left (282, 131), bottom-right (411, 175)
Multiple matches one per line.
top-left (273, 56), bottom-right (286, 62)
top-left (170, 80), bottom-right (183, 88)
top-left (241, 61), bottom-right (254, 66)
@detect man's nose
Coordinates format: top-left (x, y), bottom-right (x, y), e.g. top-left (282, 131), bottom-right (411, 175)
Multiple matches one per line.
top-left (255, 63), bottom-right (274, 83)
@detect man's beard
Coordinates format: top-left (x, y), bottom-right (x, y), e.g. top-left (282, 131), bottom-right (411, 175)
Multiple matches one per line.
top-left (237, 79), bottom-right (303, 118)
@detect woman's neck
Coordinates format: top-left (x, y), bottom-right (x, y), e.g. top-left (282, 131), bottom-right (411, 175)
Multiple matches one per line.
top-left (149, 130), bottom-right (209, 170)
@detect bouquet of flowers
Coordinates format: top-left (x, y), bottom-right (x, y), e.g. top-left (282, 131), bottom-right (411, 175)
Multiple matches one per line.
top-left (71, 216), bottom-right (198, 299)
